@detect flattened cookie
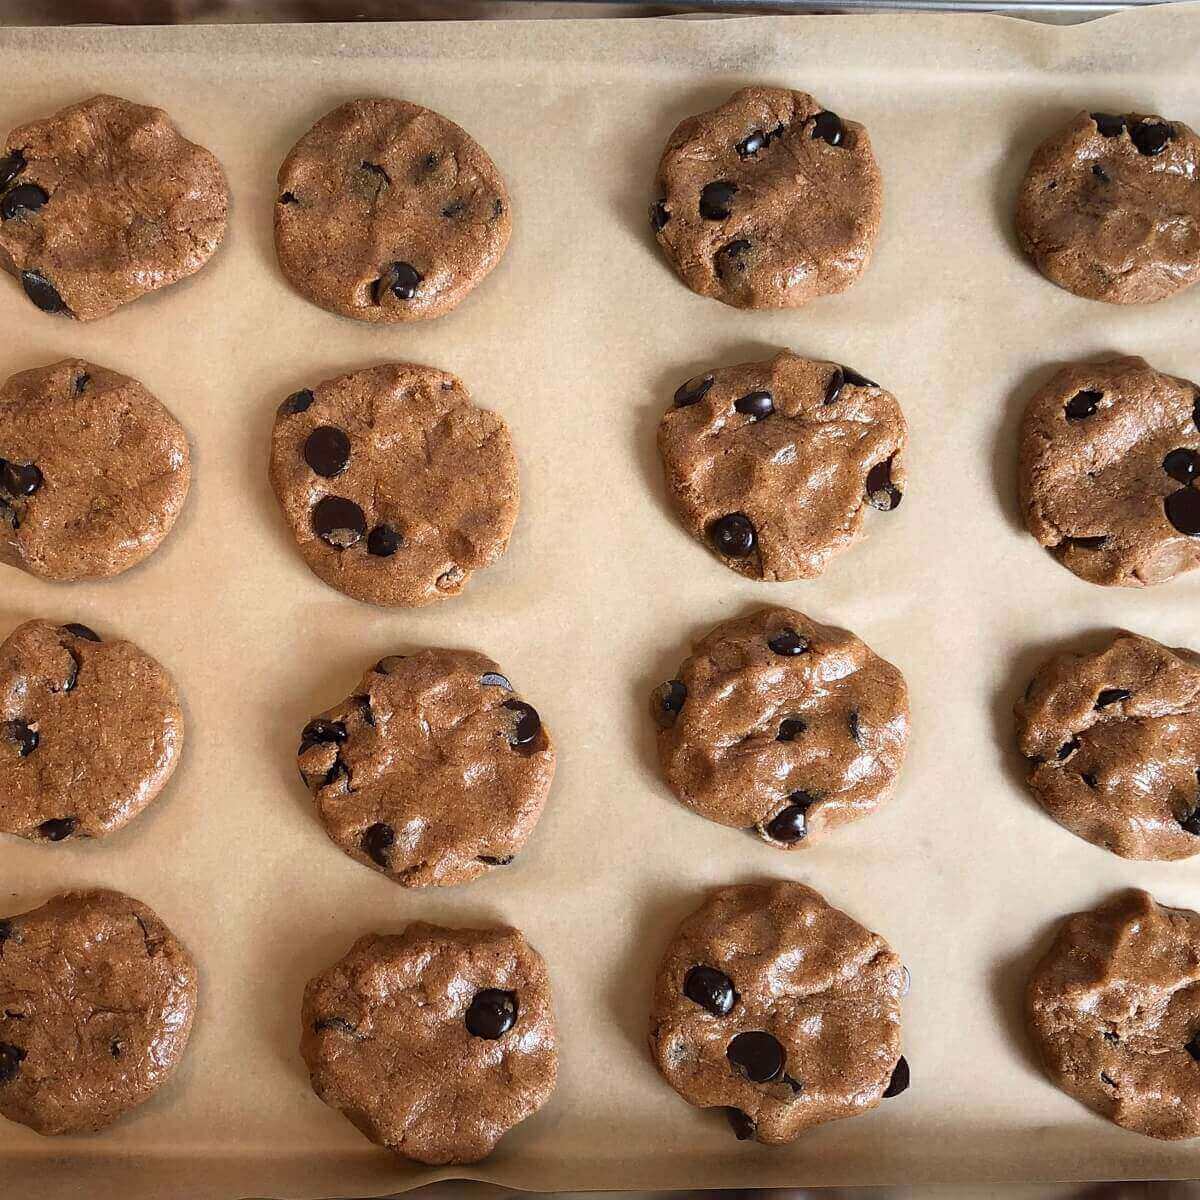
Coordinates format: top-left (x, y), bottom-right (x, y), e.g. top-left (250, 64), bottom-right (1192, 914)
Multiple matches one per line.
top-left (658, 351), bottom-right (906, 580)
top-left (275, 99), bottom-right (510, 322)
top-left (0, 889), bottom-right (197, 1135)
top-left (1019, 356), bottom-right (1200, 587)
top-left (301, 922), bottom-right (556, 1164)
top-left (649, 881), bottom-right (907, 1143)
top-left (1016, 111), bottom-right (1200, 305)
top-left (1028, 889), bottom-right (1200, 1139)
top-left (650, 87), bottom-right (882, 308)
top-left (651, 607), bottom-right (909, 847)
top-left (1015, 631), bottom-right (1200, 860)
top-left (0, 358), bottom-right (190, 580)
top-left (0, 619), bottom-right (183, 842)
top-left (0, 94), bottom-right (228, 320)
top-left (297, 649), bottom-right (554, 886)
top-left (269, 363), bottom-right (519, 606)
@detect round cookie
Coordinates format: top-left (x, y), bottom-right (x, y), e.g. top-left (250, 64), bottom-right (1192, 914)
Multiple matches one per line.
top-left (269, 363), bottom-right (519, 606)
top-left (274, 99), bottom-right (510, 323)
top-left (1016, 111), bottom-right (1200, 305)
top-left (0, 619), bottom-right (184, 842)
top-left (0, 358), bottom-right (190, 581)
top-left (1028, 889), bottom-right (1200, 1140)
top-left (1018, 356), bottom-right (1200, 587)
top-left (649, 881), bottom-right (908, 1144)
top-left (0, 94), bottom-right (227, 321)
top-left (650, 86), bottom-right (882, 308)
top-left (651, 607), bottom-right (909, 848)
top-left (0, 889), bottom-right (197, 1135)
top-left (301, 922), bottom-right (556, 1164)
top-left (297, 648), bottom-right (554, 886)
top-left (1015, 630), bottom-right (1200, 860)
top-left (658, 351), bottom-right (906, 580)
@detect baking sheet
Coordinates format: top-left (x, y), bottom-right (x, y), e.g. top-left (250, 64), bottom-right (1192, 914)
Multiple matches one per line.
top-left (4, 6), bottom-right (1200, 1196)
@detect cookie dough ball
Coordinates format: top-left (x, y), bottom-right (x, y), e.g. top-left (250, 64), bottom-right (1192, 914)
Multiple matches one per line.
top-left (649, 881), bottom-right (908, 1143)
top-left (274, 99), bottom-right (510, 322)
top-left (0, 358), bottom-right (190, 581)
top-left (658, 351), bottom-right (906, 580)
top-left (1015, 630), bottom-right (1200, 860)
top-left (297, 649), bottom-right (554, 886)
top-left (0, 619), bottom-right (184, 842)
top-left (0, 94), bottom-right (228, 320)
top-left (651, 607), bottom-right (909, 848)
top-left (1016, 111), bottom-right (1200, 305)
top-left (1028, 889), bottom-right (1200, 1139)
top-left (1018, 356), bottom-right (1200, 587)
top-left (301, 922), bottom-right (556, 1164)
top-left (269, 362), bottom-right (519, 607)
top-left (0, 889), bottom-right (197, 1135)
top-left (650, 87), bottom-right (882, 308)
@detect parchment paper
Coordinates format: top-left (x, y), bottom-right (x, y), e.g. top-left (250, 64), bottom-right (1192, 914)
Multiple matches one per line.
top-left (4, 7), bottom-right (1200, 1196)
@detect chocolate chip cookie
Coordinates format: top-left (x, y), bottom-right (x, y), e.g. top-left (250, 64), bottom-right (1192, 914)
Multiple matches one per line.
top-left (297, 649), bottom-right (554, 886)
top-left (649, 881), bottom-right (907, 1144)
top-left (0, 358), bottom-right (190, 581)
top-left (1028, 889), bottom-right (1200, 1139)
top-left (1015, 630), bottom-right (1200, 860)
top-left (269, 363), bottom-right (519, 607)
top-left (275, 99), bottom-right (510, 322)
top-left (658, 352), bottom-right (906, 580)
top-left (1016, 111), bottom-right (1200, 305)
top-left (0, 94), bottom-right (227, 320)
top-left (0, 619), bottom-right (184, 842)
top-left (1018, 356), bottom-right (1200, 586)
top-left (0, 889), bottom-right (197, 1135)
top-left (650, 87), bottom-right (882, 308)
top-left (651, 607), bottom-right (909, 847)
top-left (301, 921), bottom-right (556, 1164)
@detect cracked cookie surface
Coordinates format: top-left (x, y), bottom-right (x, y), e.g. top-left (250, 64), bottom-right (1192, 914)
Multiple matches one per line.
top-left (649, 881), bottom-right (907, 1144)
top-left (0, 619), bottom-right (184, 842)
top-left (269, 362), bottom-right (519, 606)
top-left (650, 607), bottom-right (909, 847)
top-left (658, 351), bottom-right (906, 580)
top-left (650, 86), bottom-right (882, 308)
top-left (1015, 631), bottom-right (1200, 860)
top-left (301, 922), bottom-right (556, 1164)
top-left (0, 888), bottom-right (197, 1135)
top-left (1028, 889), bottom-right (1200, 1139)
top-left (297, 648), bottom-right (554, 886)
top-left (0, 358), bottom-right (190, 581)
top-left (274, 99), bottom-right (510, 322)
top-left (1018, 356), bottom-right (1200, 587)
top-left (0, 94), bottom-right (228, 321)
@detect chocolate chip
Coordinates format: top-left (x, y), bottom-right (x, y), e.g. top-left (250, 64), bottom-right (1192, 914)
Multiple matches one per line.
top-left (1081, 772), bottom-right (1099, 790)
top-left (1180, 805), bottom-right (1200, 836)
top-left (374, 261), bottom-right (423, 303)
top-left (1165, 488), bottom-right (1200, 537)
top-left (366, 524), bottom-right (400, 557)
top-left (883, 1055), bottom-right (910, 1098)
top-left (1, 183), bottom-right (47, 220)
top-left (727, 1030), bottom-right (785, 1083)
top-left (708, 513), bottom-right (756, 558)
top-left (21, 270), bottom-right (67, 314)
top-left (777, 716), bottom-right (806, 741)
top-left (2, 720), bottom-right (38, 757)
top-left (62, 647), bottom-right (81, 694)
top-left (734, 390), bottom-right (773, 420)
top-left (360, 160), bottom-right (390, 185)
top-left (1065, 535), bottom-right (1109, 550)
top-left (866, 458), bottom-right (902, 511)
top-left (848, 711), bottom-right (862, 743)
top-left (0, 149), bottom-right (25, 190)
top-left (824, 367), bottom-right (846, 405)
top-left (354, 695), bottom-right (375, 728)
top-left (726, 1107), bottom-right (756, 1140)
top-left (279, 388), bottom-right (314, 415)
top-left (465, 988), bottom-right (518, 1039)
top-left (1100, 1071), bottom-right (1118, 1088)
top-left (0, 920), bottom-right (11, 945)
top-left (0, 1042), bottom-right (25, 1084)
top-left (736, 129), bottom-right (769, 159)
top-left (478, 854), bottom-right (514, 866)
top-left (481, 672), bottom-right (511, 689)
top-left (1187, 1032), bottom-right (1200, 1062)
top-left (716, 239), bottom-right (751, 275)
top-left (314, 1016), bottom-right (358, 1035)
top-left (311, 496), bottom-right (366, 548)
top-left (843, 367), bottom-right (877, 389)
top-left (650, 200), bottom-right (670, 230)
top-left (422, 152), bottom-right (439, 172)
top-left (62, 623), bottom-right (100, 642)
top-left (1056, 737), bottom-right (1080, 761)
top-left (374, 655), bottom-right (406, 675)
top-left (1, 461), bottom-right (41, 496)
top-left (1193, 394), bottom-right (1200, 432)
top-left (653, 680), bottom-right (687, 729)
top-left (1164, 448), bottom-right (1200, 484)
top-left (503, 699), bottom-right (541, 748)
top-left (768, 629), bottom-right (809, 656)
top-left (278, 191), bottom-right (298, 205)
top-left (1104, 1030), bottom-right (1119, 1044)
top-left (1092, 163), bottom-right (1110, 183)
top-left (299, 718), bottom-right (347, 754)
top-left (303, 426), bottom-right (351, 478)
top-left (1065, 390), bottom-right (1102, 420)
top-left (73, 373), bottom-right (90, 395)
top-left (764, 792), bottom-right (816, 844)
top-left (1096, 688), bottom-right (1131, 708)
top-left (812, 110), bottom-right (844, 146)
top-left (38, 817), bottom-right (75, 841)
top-left (699, 181), bottom-right (737, 221)
top-left (684, 965), bottom-right (738, 1016)
top-left (361, 822), bottom-right (395, 866)
top-left (1131, 121), bottom-right (1171, 156)
top-left (1092, 112), bottom-right (1126, 137)
top-left (674, 374), bottom-right (714, 408)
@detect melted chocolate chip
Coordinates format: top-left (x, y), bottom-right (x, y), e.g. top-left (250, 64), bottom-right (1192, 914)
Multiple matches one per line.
top-left (811, 110), bottom-right (844, 146)
top-left (1065, 390), bottom-right (1102, 420)
top-left (62, 647), bottom-right (81, 695)
top-left (299, 718), bottom-right (348, 754)
top-left (1164, 448), bottom-right (1200, 484)
top-left (110, 1039), bottom-right (123, 1058)
top-left (311, 496), bottom-right (366, 548)
top-left (848, 710), bottom-right (862, 743)
top-left (768, 628), bottom-right (809, 656)
top-left (491, 198), bottom-right (504, 220)
top-left (0, 921), bottom-right (12, 945)
top-left (726, 1107), bottom-right (756, 1140)
top-left (1092, 163), bottom-right (1110, 183)
top-left (279, 389), bottom-right (314, 415)
top-left (1131, 121), bottom-right (1171, 156)
top-left (1, 184), bottom-right (47, 221)
top-left (708, 513), bottom-right (757, 558)
top-left (1081, 772), bottom-right (1099, 790)
top-left (653, 680), bottom-right (687, 729)
top-left (361, 822), bottom-right (395, 867)
top-left (3, 720), bottom-right (38, 757)
top-left (21, 270), bottom-right (67, 314)
top-left (360, 160), bottom-right (390, 185)
top-left (354, 695), bottom-right (375, 728)
top-left (278, 191), bottom-right (298, 205)
top-left (0, 149), bottom-right (25, 190)
top-left (650, 200), bottom-right (670, 231)
top-left (314, 1016), bottom-right (358, 1035)
top-left (503, 699), bottom-right (541, 748)
top-left (727, 1030), bottom-right (785, 1083)
top-left (1165, 488), bottom-right (1200, 537)
top-left (366, 524), bottom-right (400, 557)
top-left (0, 1042), bottom-right (25, 1084)
top-left (38, 817), bottom-right (75, 841)
top-left (734, 390), bottom-right (773, 420)
top-left (73, 373), bottom-right (90, 395)
top-left (442, 199), bottom-right (466, 219)
top-left (777, 716), bottom-right (807, 742)
top-left (422, 152), bottom-right (439, 172)
top-left (1103, 1030), bottom-right (1120, 1044)
top-left (1, 461), bottom-right (41, 496)
top-left (866, 458), bottom-right (902, 511)
top-left (716, 239), bottom-right (751, 276)
top-left (62, 623), bottom-right (100, 642)
top-left (684, 965), bottom-right (738, 1016)
top-left (1056, 737), bottom-right (1081, 761)
top-left (374, 261), bottom-right (423, 303)
top-left (1096, 688), bottom-right (1131, 708)
top-left (764, 792), bottom-right (816, 844)
top-left (478, 854), bottom-right (514, 866)
top-left (1179, 805), bottom-right (1200, 836)
top-left (699, 181), bottom-right (737, 221)
top-left (481, 672), bottom-right (511, 689)
top-left (673, 374), bottom-right (714, 408)
top-left (883, 1055), bottom-right (910, 1098)
top-left (1100, 1071), bottom-right (1118, 1089)
top-left (1092, 112), bottom-right (1126, 137)
top-left (824, 367), bottom-right (846, 405)
top-left (303, 426), bottom-right (351, 478)
top-left (465, 989), bottom-right (518, 1039)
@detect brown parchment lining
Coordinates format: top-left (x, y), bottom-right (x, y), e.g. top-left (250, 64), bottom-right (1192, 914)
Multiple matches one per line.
top-left (4, 6), bottom-right (1200, 1196)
